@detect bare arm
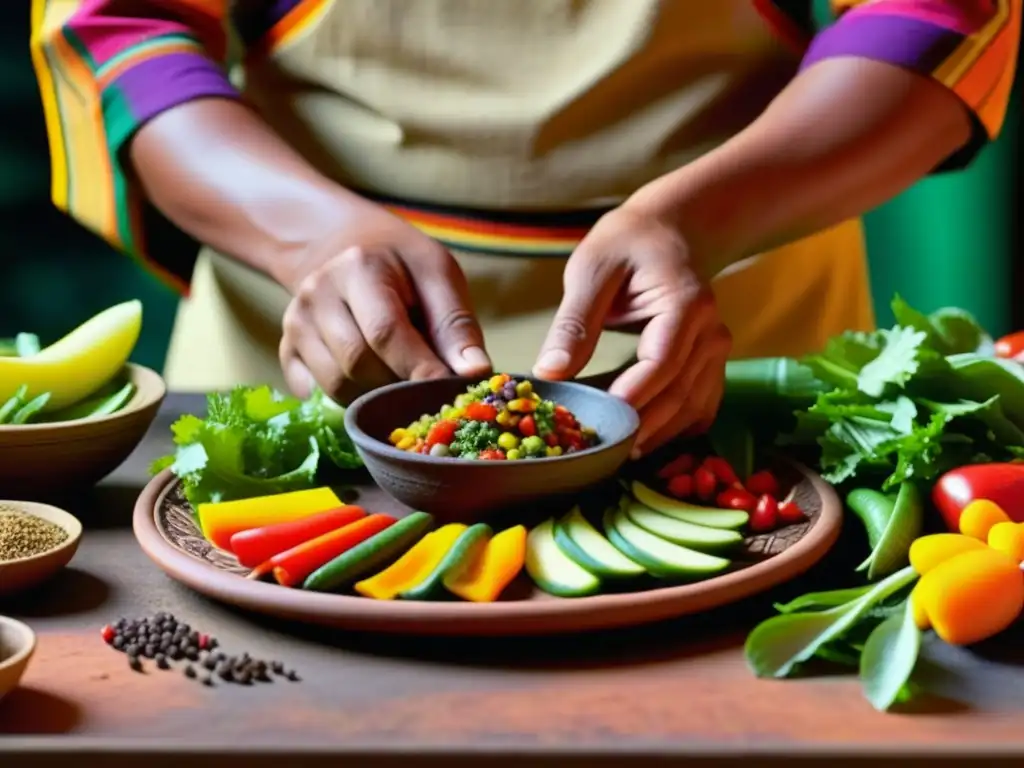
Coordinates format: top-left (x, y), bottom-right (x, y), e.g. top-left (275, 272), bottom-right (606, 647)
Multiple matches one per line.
top-left (631, 57), bottom-right (972, 277)
top-left (129, 99), bottom-right (363, 288)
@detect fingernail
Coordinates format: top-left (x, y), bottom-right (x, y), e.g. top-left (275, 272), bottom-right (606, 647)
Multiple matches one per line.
top-left (460, 346), bottom-right (491, 371)
top-left (535, 349), bottom-right (571, 376)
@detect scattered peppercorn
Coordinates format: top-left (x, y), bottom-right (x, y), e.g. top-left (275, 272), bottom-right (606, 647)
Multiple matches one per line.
top-left (100, 613), bottom-right (297, 689)
top-left (0, 508), bottom-right (69, 562)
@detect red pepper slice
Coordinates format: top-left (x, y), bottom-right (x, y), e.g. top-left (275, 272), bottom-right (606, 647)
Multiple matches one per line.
top-left (426, 419), bottom-right (459, 448)
top-left (229, 506), bottom-right (367, 568)
top-left (254, 514), bottom-right (396, 588)
top-left (702, 456), bottom-right (739, 486)
top-left (716, 487), bottom-right (757, 512)
top-left (745, 470), bottom-right (780, 497)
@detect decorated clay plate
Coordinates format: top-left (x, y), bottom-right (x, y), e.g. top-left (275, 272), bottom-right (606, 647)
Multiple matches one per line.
top-left (134, 460), bottom-right (841, 636)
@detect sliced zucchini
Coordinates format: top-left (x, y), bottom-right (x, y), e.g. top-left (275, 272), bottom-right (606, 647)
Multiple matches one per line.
top-left (604, 506), bottom-right (730, 581)
top-left (624, 502), bottom-right (742, 554)
top-left (526, 519), bottom-right (601, 598)
top-left (631, 481), bottom-right (748, 530)
top-left (554, 506), bottom-right (645, 579)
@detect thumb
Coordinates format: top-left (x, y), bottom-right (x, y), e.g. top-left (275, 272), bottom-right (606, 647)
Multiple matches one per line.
top-left (534, 254), bottom-right (622, 380)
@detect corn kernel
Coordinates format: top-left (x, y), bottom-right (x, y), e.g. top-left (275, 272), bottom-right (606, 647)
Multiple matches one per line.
top-left (389, 428), bottom-right (407, 444)
top-left (509, 398), bottom-right (537, 413)
top-left (531, 392), bottom-right (542, 402)
top-left (496, 409), bottom-right (513, 427)
top-left (546, 446), bottom-right (563, 457)
top-left (489, 374), bottom-right (508, 393)
top-left (497, 432), bottom-right (520, 451)
top-left (397, 436), bottom-right (417, 450)
top-left (515, 380), bottom-right (533, 397)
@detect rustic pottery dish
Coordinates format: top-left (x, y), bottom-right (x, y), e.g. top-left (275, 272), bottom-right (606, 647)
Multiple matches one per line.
top-left (0, 616), bottom-right (36, 701)
top-left (0, 501), bottom-right (83, 597)
top-left (0, 363), bottom-right (165, 495)
top-left (344, 376), bottom-right (640, 522)
top-left (134, 460), bottom-right (842, 637)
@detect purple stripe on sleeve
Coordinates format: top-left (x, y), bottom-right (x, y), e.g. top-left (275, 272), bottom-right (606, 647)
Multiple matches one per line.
top-left (108, 51), bottom-right (239, 126)
top-left (801, 14), bottom-right (964, 75)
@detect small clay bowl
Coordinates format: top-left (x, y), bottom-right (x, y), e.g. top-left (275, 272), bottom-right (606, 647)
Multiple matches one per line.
top-left (0, 616), bottom-right (36, 701)
top-left (0, 363), bottom-right (165, 495)
top-left (344, 377), bottom-right (640, 523)
top-left (0, 501), bottom-right (82, 597)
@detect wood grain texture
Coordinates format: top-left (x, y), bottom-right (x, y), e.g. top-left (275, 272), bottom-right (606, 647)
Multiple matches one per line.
top-left (2, 394), bottom-right (1024, 764)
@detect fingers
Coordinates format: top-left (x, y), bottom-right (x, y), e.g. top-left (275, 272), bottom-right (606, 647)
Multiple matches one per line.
top-left (279, 302), bottom-right (336, 400)
top-left (307, 279), bottom-right (395, 393)
top-left (534, 249), bottom-right (623, 380)
top-left (606, 306), bottom-right (692, 411)
top-left (414, 254), bottom-right (492, 377)
top-left (626, 323), bottom-right (731, 457)
top-left (333, 247), bottom-right (452, 382)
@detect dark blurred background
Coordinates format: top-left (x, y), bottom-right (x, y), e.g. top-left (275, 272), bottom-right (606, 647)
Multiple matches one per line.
top-left (2, 7), bottom-right (1021, 369)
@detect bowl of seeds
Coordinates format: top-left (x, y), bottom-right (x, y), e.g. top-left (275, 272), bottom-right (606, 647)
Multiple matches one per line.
top-left (0, 615), bottom-right (35, 700)
top-left (0, 501), bottom-right (82, 597)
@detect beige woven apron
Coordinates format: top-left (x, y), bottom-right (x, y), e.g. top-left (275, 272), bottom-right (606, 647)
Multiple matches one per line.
top-left (164, 0), bottom-right (874, 392)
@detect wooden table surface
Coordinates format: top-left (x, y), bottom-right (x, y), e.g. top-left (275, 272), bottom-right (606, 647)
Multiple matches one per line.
top-left (5, 394), bottom-right (1024, 767)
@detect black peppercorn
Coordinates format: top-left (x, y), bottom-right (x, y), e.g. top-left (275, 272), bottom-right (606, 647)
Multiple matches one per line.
top-left (156, 654), bottom-right (169, 670)
top-left (129, 656), bottom-right (143, 672)
top-left (184, 665), bottom-right (196, 679)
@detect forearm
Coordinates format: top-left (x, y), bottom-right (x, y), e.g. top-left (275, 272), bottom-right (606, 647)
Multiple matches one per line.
top-left (130, 98), bottom-right (356, 286)
top-left (631, 57), bottom-right (973, 277)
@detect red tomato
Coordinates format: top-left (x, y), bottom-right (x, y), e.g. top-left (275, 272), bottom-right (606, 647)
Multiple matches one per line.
top-left (777, 500), bottom-right (805, 525)
top-left (658, 453), bottom-right (695, 479)
top-left (750, 494), bottom-right (779, 532)
top-left (694, 467), bottom-right (718, 501)
top-left (519, 415), bottom-right (537, 437)
top-left (702, 456), bottom-right (739, 486)
top-left (745, 470), bottom-right (780, 497)
top-left (716, 488), bottom-right (757, 512)
top-left (425, 419), bottom-right (459, 448)
top-left (994, 330), bottom-right (1024, 361)
top-left (933, 463), bottom-right (1024, 531)
top-left (667, 474), bottom-right (694, 499)
top-left (464, 402), bottom-right (498, 422)
top-left (478, 449), bottom-right (506, 460)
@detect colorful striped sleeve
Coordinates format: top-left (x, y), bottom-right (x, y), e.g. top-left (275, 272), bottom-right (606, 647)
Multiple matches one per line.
top-left (759, 0), bottom-right (1021, 167)
top-left (30, 0), bottom-right (241, 291)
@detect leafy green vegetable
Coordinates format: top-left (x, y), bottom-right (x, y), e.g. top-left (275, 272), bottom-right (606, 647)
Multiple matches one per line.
top-left (152, 385), bottom-right (362, 507)
top-left (847, 482), bottom-right (923, 581)
top-left (743, 297), bottom-right (1024, 492)
top-left (773, 585), bottom-right (874, 614)
top-left (745, 566), bottom-right (918, 679)
top-left (859, 599), bottom-right (922, 711)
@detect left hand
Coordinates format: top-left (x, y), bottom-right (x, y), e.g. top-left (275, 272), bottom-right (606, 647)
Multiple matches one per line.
top-left (532, 202), bottom-right (731, 457)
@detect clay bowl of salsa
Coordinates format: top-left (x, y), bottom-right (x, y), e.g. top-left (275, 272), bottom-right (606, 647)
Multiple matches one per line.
top-left (344, 375), bottom-right (639, 523)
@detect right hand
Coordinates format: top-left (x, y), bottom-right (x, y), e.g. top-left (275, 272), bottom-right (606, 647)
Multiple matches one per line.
top-left (275, 198), bottom-right (492, 403)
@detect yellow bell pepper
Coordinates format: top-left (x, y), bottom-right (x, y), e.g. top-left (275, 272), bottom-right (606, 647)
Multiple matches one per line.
top-left (908, 533), bottom-right (987, 575)
top-left (910, 548), bottom-right (1024, 645)
top-left (444, 525), bottom-right (527, 603)
top-left (987, 522), bottom-right (1024, 562)
top-left (959, 499), bottom-right (1012, 541)
top-left (197, 487), bottom-right (341, 551)
top-left (355, 524), bottom-right (467, 600)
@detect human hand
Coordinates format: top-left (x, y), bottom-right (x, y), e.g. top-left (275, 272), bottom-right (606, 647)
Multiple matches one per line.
top-left (533, 203), bottom-right (731, 457)
top-left (276, 198), bottom-right (492, 403)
